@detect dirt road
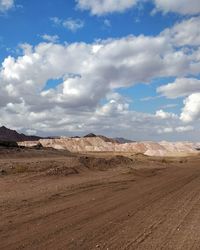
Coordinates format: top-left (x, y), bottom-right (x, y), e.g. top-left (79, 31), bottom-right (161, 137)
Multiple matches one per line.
top-left (1, 153), bottom-right (200, 249)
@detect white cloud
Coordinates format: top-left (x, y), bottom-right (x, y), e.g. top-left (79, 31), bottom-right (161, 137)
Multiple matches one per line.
top-left (76, 0), bottom-right (200, 16)
top-left (51, 17), bottom-right (84, 32)
top-left (160, 104), bottom-right (177, 109)
top-left (158, 127), bottom-right (173, 134)
top-left (41, 34), bottom-right (59, 43)
top-left (76, 0), bottom-right (138, 15)
top-left (26, 129), bottom-right (37, 135)
top-left (140, 95), bottom-right (161, 101)
top-left (155, 110), bottom-right (177, 119)
top-left (50, 17), bottom-right (61, 25)
top-left (97, 99), bottom-right (129, 116)
top-left (157, 78), bottom-right (200, 99)
top-left (175, 126), bottom-right (193, 133)
top-left (153, 0), bottom-right (200, 15)
top-left (158, 125), bottom-right (194, 134)
top-left (63, 18), bottom-right (84, 32)
top-left (0, 17), bottom-right (200, 139)
top-left (0, 0), bottom-right (14, 12)
top-left (162, 17), bottom-right (200, 47)
top-left (180, 93), bottom-right (200, 122)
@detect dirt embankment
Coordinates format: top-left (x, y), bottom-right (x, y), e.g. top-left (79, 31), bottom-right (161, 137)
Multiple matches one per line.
top-left (0, 148), bottom-right (134, 177)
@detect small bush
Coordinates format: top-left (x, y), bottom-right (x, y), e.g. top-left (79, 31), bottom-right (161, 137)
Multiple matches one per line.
top-left (161, 158), bottom-right (168, 164)
top-left (14, 165), bottom-right (28, 173)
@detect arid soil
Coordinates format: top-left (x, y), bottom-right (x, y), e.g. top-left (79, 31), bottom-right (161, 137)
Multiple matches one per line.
top-left (1, 148), bottom-right (200, 249)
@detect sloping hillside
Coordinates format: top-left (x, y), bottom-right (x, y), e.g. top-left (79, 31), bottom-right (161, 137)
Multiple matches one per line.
top-left (0, 126), bottom-right (41, 142)
top-left (19, 136), bottom-right (200, 156)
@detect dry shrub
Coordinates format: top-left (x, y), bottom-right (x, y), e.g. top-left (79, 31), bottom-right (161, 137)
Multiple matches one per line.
top-left (13, 165), bottom-right (28, 174)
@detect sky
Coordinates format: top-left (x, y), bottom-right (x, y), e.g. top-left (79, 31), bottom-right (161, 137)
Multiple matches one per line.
top-left (0, 0), bottom-right (200, 141)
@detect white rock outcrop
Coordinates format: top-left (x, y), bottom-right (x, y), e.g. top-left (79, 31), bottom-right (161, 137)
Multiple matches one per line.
top-left (18, 136), bottom-right (200, 156)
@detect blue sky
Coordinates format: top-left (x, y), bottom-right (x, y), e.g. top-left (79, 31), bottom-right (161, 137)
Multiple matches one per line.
top-left (0, 0), bottom-right (200, 140)
top-left (0, 1), bottom-right (179, 57)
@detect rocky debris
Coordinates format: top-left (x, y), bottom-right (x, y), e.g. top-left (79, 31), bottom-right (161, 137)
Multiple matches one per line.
top-left (2, 154), bottom-right (133, 176)
top-left (46, 155), bottom-right (134, 176)
top-left (79, 155), bottom-right (133, 170)
top-left (47, 167), bottom-right (79, 176)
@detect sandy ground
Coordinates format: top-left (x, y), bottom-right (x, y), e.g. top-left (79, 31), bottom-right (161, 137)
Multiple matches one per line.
top-left (1, 148), bottom-right (200, 250)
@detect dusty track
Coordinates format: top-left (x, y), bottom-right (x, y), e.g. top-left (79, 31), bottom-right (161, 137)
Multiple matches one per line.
top-left (1, 152), bottom-right (200, 250)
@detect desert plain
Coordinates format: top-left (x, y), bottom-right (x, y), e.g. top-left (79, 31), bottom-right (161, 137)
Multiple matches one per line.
top-left (1, 142), bottom-right (200, 250)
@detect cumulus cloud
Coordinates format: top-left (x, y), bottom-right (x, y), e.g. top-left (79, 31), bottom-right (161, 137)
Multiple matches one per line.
top-left (158, 125), bottom-right (194, 134)
top-left (0, 0), bottom-right (14, 12)
top-left (175, 126), bottom-right (193, 133)
top-left (63, 18), bottom-right (84, 32)
top-left (180, 93), bottom-right (200, 122)
top-left (26, 129), bottom-right (37, 135)
top-left (41, 34), bottom-right (59, 43)
top-left (153, 0), bottom-right (200, 15)
top-left (0, 17), bottom-right (200, 139)
top-left (155, 110), bottom-right (177, 119)
top-left (51, 17), bottom-right (84, 32)
top-left (76, 0), bottom-right (138, 15)
top-left (0, 98), bottom-right (167, 140)
top-left (157, 78), bottom-right (200, 99)
top-left (76, 0), bottom-right (200, 16)
top-left (158, 127), bottom-right (173, 134)
top-left (50, 17), bottom-right (61, 25)
top-left (97, 99), bottom-right (129, 116)
top-left (1, 33), bottom-right (198, 110)
top-left (158, 77), bottom-right (200, 124)
top-left (162, 17), bottom-right (200, 47)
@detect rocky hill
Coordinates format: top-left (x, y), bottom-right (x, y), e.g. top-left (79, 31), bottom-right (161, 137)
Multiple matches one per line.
top-left (19, 136), bottom-right (200, 157)
top-left (2, 127), bottom-right (197, 157)
top-left (0, 126), bottom-right (41, 142)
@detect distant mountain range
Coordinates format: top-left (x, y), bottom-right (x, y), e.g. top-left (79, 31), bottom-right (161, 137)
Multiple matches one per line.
top-left (84, 133), bottom-right (118, 143)
top-left (83, 133), bottom-right (135, 144)
top-left (0, 126), bottom-right (134, 144)
top-left (0, 126), bottom-right (41, 142)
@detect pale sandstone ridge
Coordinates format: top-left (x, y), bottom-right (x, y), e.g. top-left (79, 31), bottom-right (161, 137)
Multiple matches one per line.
top-left (18, 136), bottom-right (200, 157)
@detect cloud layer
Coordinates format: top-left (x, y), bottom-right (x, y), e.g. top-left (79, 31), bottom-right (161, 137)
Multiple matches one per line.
top-left (76, 0), bottom-right (200, 15)
top-left (0, 16), bottom-right (200, 139)
top-left (157, 78), bottom-right (200, 99)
